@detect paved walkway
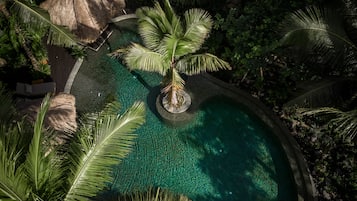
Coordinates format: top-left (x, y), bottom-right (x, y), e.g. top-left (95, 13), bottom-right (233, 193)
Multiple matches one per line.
top-left (47, 45), bottom-right (76, 93)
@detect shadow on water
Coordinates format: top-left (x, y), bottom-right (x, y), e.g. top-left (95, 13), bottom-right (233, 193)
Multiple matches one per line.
top-left (178, 96), bottom-right (294, 201)
top-left (129, 71), bottom-right (162, 119)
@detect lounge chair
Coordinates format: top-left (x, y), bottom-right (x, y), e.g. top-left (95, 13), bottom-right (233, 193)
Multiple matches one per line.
top-left (15, 82), bottom-right (56, 97)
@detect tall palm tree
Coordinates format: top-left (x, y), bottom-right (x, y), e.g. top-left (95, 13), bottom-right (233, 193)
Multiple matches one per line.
top-left (0, 89), bottom-right (146, 200)
top-left (111, 0), bottom-right (231, 113)
top-left (0, 0), bottom-right (78, 71)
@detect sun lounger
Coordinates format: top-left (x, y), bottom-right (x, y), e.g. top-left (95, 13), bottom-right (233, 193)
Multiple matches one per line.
top-left (15, 82), bottom-right (56, 97)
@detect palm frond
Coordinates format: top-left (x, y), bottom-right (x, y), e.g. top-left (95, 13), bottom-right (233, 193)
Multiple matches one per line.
top-left (11, 0), bottom-right (78, 47)
top-left (280, 6), bottom-right (357, 53)
top-left (124, 43), bottom-right (169, 75)
top-left (162, 34), bottom-right (203, 59)
top-left (160, 0), bottom-right (182, 35)
top-left (176, 53), bottom-right (231, 75)
top-left (0, 122), bottom-right (30, 201)
top-left (302, 107), bottom-right (357, 141)
top-left (136, 0), bottom-right (182, 51)
top-left (137, 7), bottom-right (165, 50)
top-left (64, 101), bottom-right (145, 201)
top-left (24, 94), bottom-right (52, 192)
top-left (182, 8), bottom-right (212, 53)
top-left (108, 47), bottom-right (129, 59)
top-left (162, 34), bottom-right (181, 60)
top-left (115, 187), bottom-right (192, 201)
top-left (0, 85), bottom-right (16, 125)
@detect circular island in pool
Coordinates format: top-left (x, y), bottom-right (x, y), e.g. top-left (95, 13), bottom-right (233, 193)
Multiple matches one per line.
top-left (69, 19), bottom-right (315, 201)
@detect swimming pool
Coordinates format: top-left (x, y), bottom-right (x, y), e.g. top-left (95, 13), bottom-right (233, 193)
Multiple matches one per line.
top-left (70, 19), bottom-right (312, 201)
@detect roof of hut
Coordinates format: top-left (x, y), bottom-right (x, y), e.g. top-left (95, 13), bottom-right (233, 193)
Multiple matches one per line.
top-left (17, 93), bottom-right (77, 135)
top-left (40, 0), bottom-right (126, 44)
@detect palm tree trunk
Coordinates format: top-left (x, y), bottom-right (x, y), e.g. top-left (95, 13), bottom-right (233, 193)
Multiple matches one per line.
top-left (171, 87), bottom-right (178, 107)
top-left (0, 4), bottom-right (41, 71)
top-left (169, 66), bottom-right (178, 107)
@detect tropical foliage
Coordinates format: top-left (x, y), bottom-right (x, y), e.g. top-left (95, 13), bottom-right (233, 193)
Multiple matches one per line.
top-left (279, 1), bottom-right (357, 200)
top-left (0, 0), bottom-right (78, 73)
top-left (281, 106), bottom-right (357, 201)
top-left (0, 87), bottom-right (146, 200)
top-left (280, 4), bottom-right (357, 75)
top-left (111, 0), bottom-right (230, 110)
top-left (205, 0), bottom-right (326, 106)
top-left (112, 187), bottom-right (191, 201)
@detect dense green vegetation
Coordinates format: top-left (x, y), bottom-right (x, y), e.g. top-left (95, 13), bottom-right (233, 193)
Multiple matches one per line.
top-left (0, 0), bottom-right (78, 84)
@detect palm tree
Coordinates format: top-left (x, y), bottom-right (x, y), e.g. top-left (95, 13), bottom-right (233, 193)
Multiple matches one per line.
top-left (111, 0), bottom-right (231, 113)
top-left (0, 88), bottom-right (146, 200)
top-left (0, 0), bottom-right (78, 71)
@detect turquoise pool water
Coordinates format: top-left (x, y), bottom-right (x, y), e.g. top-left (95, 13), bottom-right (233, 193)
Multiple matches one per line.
top-left (71, 22), bottom-right (296, 201)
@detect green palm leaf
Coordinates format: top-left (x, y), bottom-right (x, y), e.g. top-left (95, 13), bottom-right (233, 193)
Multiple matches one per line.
top-left (160, 0), bottom-right (182, 36)
top-left (24, 94), bottom-right (50, 191)
top-left (11, 0), bottom-right (78, 47)
top-left (183, 8), bottom-right (212, 53)
top-left (64, 101), bottom-right (145, 201)
top-left (0, 123), bottom-right (30, 201)
top-left (162, 34), bottom-right (181, 60)
top-left (114, 187), bottom-right (191, 201)
top-left (124, 43), bottom-right (169, 75)
top-left (280, 6), bottom-right (357, 52)
top-left (302, 107), bottom-right (357, 141)
top-left (137, 0), bottom-right (182, 51)
top-left (137, 7), bottom-right (165, 51)
top-left (177, 53), bottom-right (231, 75)
top-left (0, 85), bottom-right (16, 125)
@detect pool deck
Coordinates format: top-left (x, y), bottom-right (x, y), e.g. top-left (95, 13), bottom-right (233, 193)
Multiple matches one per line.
top-left (47, 45), bottom-right (77, 93)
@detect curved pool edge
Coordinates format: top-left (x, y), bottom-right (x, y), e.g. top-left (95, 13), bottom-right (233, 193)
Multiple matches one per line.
top-left (64, 58), bottom-right (84, 93)
top-left (184, 73), bottom-right (316, 201)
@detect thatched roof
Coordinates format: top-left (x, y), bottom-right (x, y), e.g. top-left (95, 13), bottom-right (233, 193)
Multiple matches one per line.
top-left (0, 58), bottom-right (6, 67)
top-left (17, 93), bottom-right (77, 135)
top-left (40, 0), bottom-right (126, 43)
